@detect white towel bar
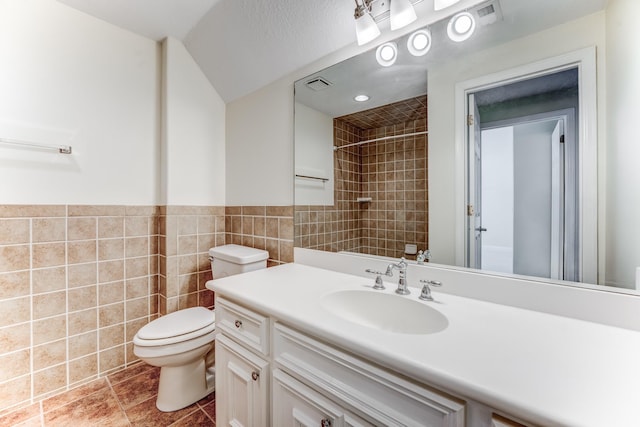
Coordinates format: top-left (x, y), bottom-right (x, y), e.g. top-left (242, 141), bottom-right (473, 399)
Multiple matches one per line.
top-left (0, 137), bottom-right (72, 154)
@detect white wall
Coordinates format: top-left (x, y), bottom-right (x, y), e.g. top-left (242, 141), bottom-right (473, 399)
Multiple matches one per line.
top-left (0, 0), bottom-right (159, 205)
top-left (605, 0), bottom-right (640, 289)
top-left (161, 37), bottom-right (226, 206)
top-left (225, 78), bottom-right (294, 206)
top-left (294, 102), bottom-right (334, 205)
top-left (427, 12), bottom-right (606, 267)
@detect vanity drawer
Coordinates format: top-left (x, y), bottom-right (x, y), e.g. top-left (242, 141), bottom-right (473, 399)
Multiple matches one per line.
top-left (273, 322), bottom-right (465, 427)
top-left (216, 296), bottom-right (269, 356)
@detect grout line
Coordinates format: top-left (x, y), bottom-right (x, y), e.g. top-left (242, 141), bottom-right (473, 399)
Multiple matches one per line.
top-left (166, 406), bottom-right (207, 427)
top-left (105, 375), bottom-right (132, 426)
top-left (29, 216), bottom-right (35, 405)
top-left (64, 206), bottom-right (71, 395)
top-left (38, 400), bottom-right (44, 427)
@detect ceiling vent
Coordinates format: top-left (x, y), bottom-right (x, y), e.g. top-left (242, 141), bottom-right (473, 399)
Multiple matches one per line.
top-left (305, 77), bottom-right (332, 91)
top-left (476, 1), bottom-right (502, 26)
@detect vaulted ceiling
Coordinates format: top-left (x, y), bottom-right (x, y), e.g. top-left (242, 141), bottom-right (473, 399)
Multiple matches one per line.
top-left (57, 0), bottom-right (355, 102)
top-left (56, 0), bottom-right (607, 104)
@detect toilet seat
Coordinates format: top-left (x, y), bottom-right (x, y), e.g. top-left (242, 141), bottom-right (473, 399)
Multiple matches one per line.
top-left (134, 307), bottom-right (216, 348)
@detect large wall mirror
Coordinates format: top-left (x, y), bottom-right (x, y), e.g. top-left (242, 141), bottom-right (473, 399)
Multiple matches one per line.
top-left (294, 0), bottom-right (640, 294)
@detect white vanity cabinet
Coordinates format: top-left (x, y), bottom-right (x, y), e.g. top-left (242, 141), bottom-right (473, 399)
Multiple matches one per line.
top-left (215, 297), bottom-right (270, 427)
top-left (215, 294), bottom-right (467, 426)
top-left (215, 294), bottom-right (534, 427)
top-left (273, 368), bottom-right (374, 427)
top-left (273, 322), bottom-right (466, 427)
top-left (210, 263), bottom-right (640, 426)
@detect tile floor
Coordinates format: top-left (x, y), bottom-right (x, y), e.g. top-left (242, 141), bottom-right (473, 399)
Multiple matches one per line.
top-left (0, 363), bottom-right (215, 426)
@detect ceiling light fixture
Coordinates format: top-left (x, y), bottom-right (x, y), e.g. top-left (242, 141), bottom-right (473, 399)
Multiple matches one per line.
top-left (354, 94), bottom-right (370, 102)
top-left (407, 29), bottom-right (432, 56)
top-left (376, 42), bottom-right (398, 67)
top-left (354, 0), bottom-right (381, 45)
top-left (447, 11), bottom-right (476, 42)
top-left (390, 0), bottom-right (417, 31)
top-left (434, 0), bottom-right (462, 11)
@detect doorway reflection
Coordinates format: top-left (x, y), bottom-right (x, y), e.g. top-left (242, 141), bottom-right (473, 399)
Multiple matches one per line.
top-left (467, 68), bottom-right (580, 281)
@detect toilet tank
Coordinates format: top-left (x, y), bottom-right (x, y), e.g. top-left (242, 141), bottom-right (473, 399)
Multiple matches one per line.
top-left (209, 244), bottom-right (269, 278)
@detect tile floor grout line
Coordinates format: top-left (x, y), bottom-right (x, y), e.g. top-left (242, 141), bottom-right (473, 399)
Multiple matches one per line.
top-left (39, 382), bottom-right (109, 425)
top-left (38, 400), bottom-right (44, 427)
top-left (39, 378), bottom-right (109, 416)
top-left (201, 406), bottom-right (216, 425)
top-left (165, 407), bottom-right (204, 427)
top-left (105, 375), bottom-right (133, 426)
top-left (11, 363), bottom-right (216, 426)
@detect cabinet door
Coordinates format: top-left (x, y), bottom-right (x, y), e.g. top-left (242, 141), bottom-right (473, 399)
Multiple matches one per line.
top-left (216, 334), bottom-right (269, 427)
top-left (273, 369), bottom-right (376, 427)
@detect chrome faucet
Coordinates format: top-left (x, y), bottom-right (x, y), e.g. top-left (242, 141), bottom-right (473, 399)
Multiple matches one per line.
top-left (365, 268), bottom-right (391, 290)
top-left (388, 257), bottom-right (410, 295)
top-left (419, 279), bottom-right (442, 301)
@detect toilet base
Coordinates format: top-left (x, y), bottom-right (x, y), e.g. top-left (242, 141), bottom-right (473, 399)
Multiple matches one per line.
top-left (156, 357), bottom-right (215, 412)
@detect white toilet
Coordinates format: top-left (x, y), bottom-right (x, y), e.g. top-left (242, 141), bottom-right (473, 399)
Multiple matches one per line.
top-left (133, 244), bottom-right (269, 412)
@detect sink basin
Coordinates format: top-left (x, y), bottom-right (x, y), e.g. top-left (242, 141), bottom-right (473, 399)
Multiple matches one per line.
top-left (320, 290), bottom-right (448, 335)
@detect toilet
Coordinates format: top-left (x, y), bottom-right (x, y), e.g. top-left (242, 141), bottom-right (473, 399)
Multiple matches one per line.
top-left (133, 244), bottom-right (269, 412)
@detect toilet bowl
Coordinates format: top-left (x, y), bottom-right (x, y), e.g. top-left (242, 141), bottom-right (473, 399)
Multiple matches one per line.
top-left (133, 244), bottom-right (268, 412)
top-left (133, 307), bottom-right (216, 411)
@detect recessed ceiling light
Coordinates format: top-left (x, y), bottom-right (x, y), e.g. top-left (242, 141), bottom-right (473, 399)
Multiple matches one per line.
top-left (354, 94), bottom-right (370, 102)
top-left (375, 42), bottom-right (398, 67)
top-left (407, 29), bottom-right (432, 56)
top-left (447, 12), bottom-right (476, 42)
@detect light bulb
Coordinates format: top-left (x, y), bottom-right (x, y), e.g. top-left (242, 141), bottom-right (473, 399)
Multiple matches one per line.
top-left (447, 12), bottom-right (476, 42)
top-left (376, 42), bottom-right (398, 67)
top-left (390, 0), bottom-right (417, 31)
top-left (407, 29), bottom-right (432, 56)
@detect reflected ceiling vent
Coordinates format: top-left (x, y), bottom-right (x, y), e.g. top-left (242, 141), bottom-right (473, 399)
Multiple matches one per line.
top-left (476, 1), bottom-right (502, 26)
top-left (305, 77), bottom-right (332, 91)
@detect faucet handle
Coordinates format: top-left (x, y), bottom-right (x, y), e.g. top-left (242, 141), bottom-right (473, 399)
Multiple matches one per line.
top-left (365, 269), bottom-right (386, 290)
top-left (419, 279), bottom-right (442, 301)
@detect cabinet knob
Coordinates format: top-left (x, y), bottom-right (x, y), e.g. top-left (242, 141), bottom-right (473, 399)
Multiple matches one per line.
top-left (320, 419), bottom-right (332, 427)
top-left (251, 371), bottom-right (259, 381)
top-left (234, 320), bottom-right (242, 328)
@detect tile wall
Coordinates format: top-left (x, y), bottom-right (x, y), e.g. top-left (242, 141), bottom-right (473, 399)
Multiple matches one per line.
top-left (359, 117), bottom-right (428, 257)
top-left (0, 204), bottom-right (293, 414)
top-left (295, 95), bottom-right (428, 258)
top-left (0, 205), bottom-right (159, 412)
top-left (225, 206), bottom-right (294, 266)
top-left (295, 120), bottom-right (362, 253)
top-left (157, 206), bottom-right (226, 315)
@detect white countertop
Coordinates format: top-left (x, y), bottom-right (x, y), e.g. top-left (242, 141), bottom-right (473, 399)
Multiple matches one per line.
top-left (210, 263), bottom-right (640, 427)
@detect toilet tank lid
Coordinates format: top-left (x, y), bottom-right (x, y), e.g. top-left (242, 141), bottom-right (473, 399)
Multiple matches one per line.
top-left (137, 307), bottom-right (215, 340)
top-left (209, 244), bottom-right (269, 264)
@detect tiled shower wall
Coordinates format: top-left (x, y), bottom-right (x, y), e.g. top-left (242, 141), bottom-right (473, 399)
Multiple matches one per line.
top-left (295, 95), bottom-right (428, 258)
top-left (359, 119), bottom-right (428, 257)
top-left (0, 204), bottom-right (293, 414)
top-left (295, 120), bottom-right (362, 253)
